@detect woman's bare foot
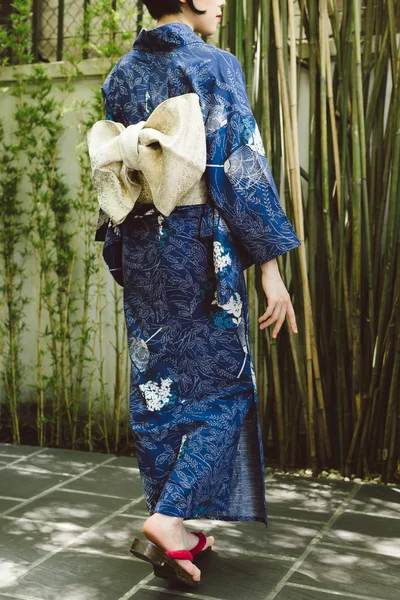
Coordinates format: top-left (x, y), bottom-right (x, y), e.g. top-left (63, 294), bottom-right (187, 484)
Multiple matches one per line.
top-left (142, 512), bottom-right (215, 583)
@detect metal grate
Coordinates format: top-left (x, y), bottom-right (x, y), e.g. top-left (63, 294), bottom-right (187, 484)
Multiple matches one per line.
top-left (31, 0), bottom-right (144, 63)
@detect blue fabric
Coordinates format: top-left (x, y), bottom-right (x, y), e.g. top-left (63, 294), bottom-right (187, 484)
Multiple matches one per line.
top-left (120, 202), bottom-right (266, 522)
top-left (95, 21), bottom-right (301, 306)
top-left (94, 22), bottom-right (301, 527)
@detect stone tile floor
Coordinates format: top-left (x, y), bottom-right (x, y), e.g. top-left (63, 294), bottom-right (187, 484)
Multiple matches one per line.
top-left (0, 443), bottom-right (399, 600)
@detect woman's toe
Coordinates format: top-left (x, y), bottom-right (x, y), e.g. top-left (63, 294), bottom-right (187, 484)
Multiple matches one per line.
top-left (176, 559), bottom-right (201, 581)
top-left (206, 535), bottom-right (215, 549)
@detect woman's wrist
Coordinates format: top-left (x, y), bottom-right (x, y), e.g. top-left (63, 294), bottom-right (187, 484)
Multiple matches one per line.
top-left (260, 257), bottom-right (279, 273)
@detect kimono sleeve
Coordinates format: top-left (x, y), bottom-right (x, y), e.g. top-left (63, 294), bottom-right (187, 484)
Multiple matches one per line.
top-left (205, 52), bottom-right (301, 266)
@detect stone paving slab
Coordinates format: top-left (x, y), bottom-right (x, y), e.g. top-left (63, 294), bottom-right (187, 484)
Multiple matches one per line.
top-left (2, 550), bottom-right (152, 600)
top-left (0, 516), bottom-right (86, 588)
top-left (1, 466), bottom-right (72, 500)
top-left (128, 590), bottom-right (205, 600)
top-left (274, 586), bottom-right (363, 599)
top-left (9, 450), bottom-right (114, 476)
top-left (69, 514), bottom-right (147, 557)
top-left (150, 550), bottom-right (292, 599)
top-left (344, 482), bottom-right (400, 518)
top-left (321, 511), bottom-right (400, 558)
top-left (6, 489), bottom-right (130, 526)
top-left (205, 518), bottom-right (322, 559)
top-left (62, 465), bottom-right (143, 498)
top-left (122, 497), bottom-right (158, 518)
top-left (0, 498), bottom-right (21, 513)
top-left (0, 442), bottom-right (399, 600)
top-left (264, 476), bottom-right (351, 522)
top-left (287, 545), bottom-right (400, 600)
top-left (0, 444), bottom-right (44, 456)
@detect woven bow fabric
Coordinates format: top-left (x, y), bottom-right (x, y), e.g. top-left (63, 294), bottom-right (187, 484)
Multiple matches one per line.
top-left (87, 93), bottom-right (207, 224)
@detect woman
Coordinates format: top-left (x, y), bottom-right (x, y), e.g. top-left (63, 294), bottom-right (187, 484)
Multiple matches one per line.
top-left (90, 0), bottom-right (301, 587)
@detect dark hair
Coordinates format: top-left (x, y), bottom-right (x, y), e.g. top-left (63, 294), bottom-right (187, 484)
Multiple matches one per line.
top-left (143, 1), bottom-right (206, 20)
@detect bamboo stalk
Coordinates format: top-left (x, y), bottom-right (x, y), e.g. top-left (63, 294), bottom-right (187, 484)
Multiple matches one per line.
top-left (272, 0), bottom-right (316, 471)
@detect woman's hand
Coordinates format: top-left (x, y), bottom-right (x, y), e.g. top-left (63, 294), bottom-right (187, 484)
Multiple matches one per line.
top-left (258, 258), bottom-right (298, 339)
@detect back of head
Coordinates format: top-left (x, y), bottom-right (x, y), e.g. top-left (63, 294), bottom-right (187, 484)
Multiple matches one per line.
top-left (143, 0), bottom-right (205, 20)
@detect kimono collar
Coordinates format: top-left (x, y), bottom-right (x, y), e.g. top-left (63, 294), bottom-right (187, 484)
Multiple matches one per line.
top-left (133, 22), bottom-right (205, 51)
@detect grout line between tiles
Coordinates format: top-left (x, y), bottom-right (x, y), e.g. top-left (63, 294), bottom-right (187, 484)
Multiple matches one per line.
top-left (127, 584), bottom-right (226, 600)
top-left (0, 453), bottom-right (23, 458)
top-left (0, 514), bottom-right (89, 529)
top-left (0, 448), bottom-right (48, 472)
top-left (344, 508), bottom-right (400, 520)
top-left (61, 546), bottom-right (133, 560)
top-left (65, 542), bottom-right (297, 564)
top-left (0, 593), bottom-right (39, 600)
top-left (101, 464), bottom-right (140, 471)
top-left (1, 512), bottom-right (142, 526)
top-left (284, 582), bottom-right (388, 600)
top-left (318, 540), bottom-right (400, 559)
top-left (6, 495), bottom-right (145, 587)
top-left (265, 514), bottom-right (330, 525)
top-left (0, 495), bottom-right (25, 502)
top-left (212, 547), bottom-right (296, 562)
top-left (116, 573), bottom-right (160, 600)
top-left (2, 455), bottom-right (117, 517)
top-left (264, 483), bottom-right (362, 600)
top-left (3, 465), bottom-right (82, 478)
top-left (59, 488), bottom-right (132, 500)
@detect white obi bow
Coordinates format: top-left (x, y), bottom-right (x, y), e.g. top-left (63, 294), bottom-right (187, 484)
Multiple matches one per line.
top-left (87, 93), bottom-right (207, 224)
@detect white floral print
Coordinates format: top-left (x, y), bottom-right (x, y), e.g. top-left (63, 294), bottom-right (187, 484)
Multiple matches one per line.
top-left (247, 123), bottom-right (266, 156)
top-left (139, 376), bottom-right (175, 411)
top-left (212, 290), bottom-right (242, 324)
top-left (213, 241), bottom-right (232, 273)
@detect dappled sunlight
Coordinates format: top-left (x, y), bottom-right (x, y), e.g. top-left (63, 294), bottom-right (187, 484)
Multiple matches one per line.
top-left (184, 517), bottom-right (216, 530)
top-left (10, 464), bottom-right (65, 475)
top-left (294, 545), bottom-right (400, 595)
top-left (195, 518), bottom-right (319, 555)
top-left (324, 527), bottom-right (400, 558)
top-left (72, 524), bottom-right (134, 553)
top-left (0, 517), bottom-right (86, 567)
top-left (266, 482), bottom-right (341, 514)
top-left (347, 495), bottom-right (400, 517)
top-left (17, 504), bottom-right (96, 522)
top-left (374, 541), bottom-right (400, 558)
top-left (0, 560), bottom-right (28, 588)
top-left (2, 445), bottom-right (399, 599)
top-left (5, 465), bottom-right (62, 482)
top-left (8, 518), bottom-right (85, 535)
top-left (20, 455), bottom-right (94, 475)
top-left (61, 584), bottom-right (106, 600)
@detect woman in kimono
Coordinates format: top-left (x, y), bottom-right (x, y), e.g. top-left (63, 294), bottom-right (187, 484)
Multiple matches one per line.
top-left (89, 0), bottom-right (301, 586)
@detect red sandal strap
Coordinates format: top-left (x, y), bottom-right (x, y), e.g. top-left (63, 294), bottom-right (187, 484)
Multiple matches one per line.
top-left (189, 531), bottom-right (207, 556)
top-left (165, 549), bottom-right (194, 561)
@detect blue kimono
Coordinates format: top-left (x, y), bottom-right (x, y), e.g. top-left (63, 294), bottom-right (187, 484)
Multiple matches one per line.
top-left (95, 22), bottom-right (301, 527)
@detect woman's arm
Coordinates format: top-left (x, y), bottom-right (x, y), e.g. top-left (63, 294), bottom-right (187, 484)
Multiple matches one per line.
top-left (205, 51), bottom-right (301, 267)
top-left (205, 51), bottom-right (300, 338)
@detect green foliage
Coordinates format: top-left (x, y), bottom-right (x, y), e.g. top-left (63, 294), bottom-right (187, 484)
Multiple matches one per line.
top-left (0, 0), bottom-right (145, 452)
top-left (0, 0), bottom-right (33, 65)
